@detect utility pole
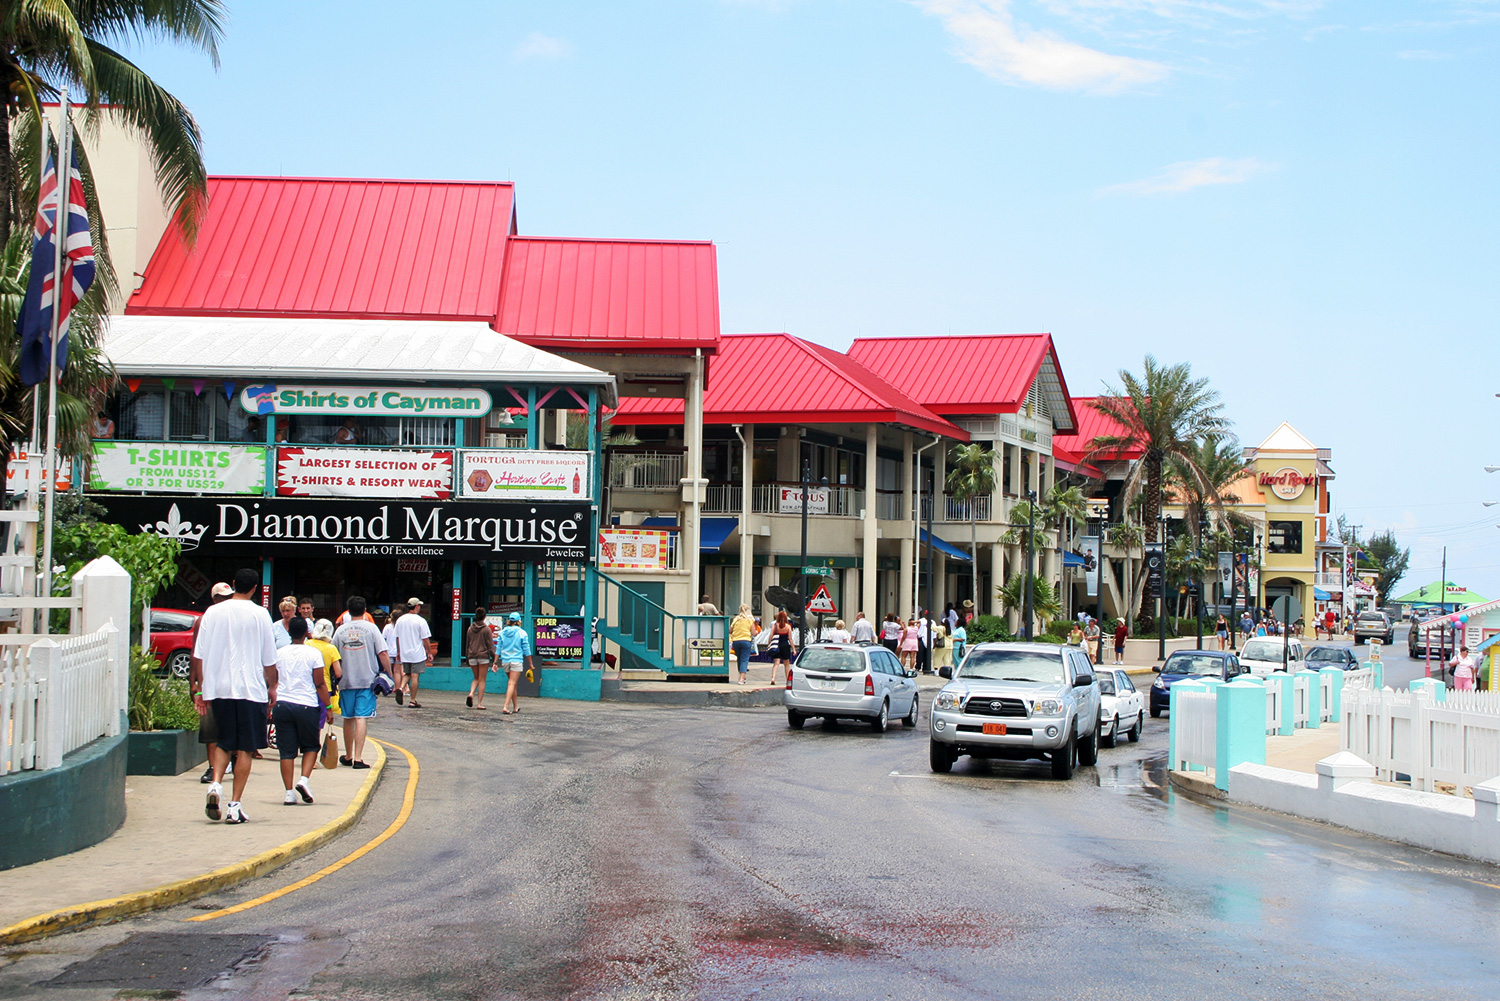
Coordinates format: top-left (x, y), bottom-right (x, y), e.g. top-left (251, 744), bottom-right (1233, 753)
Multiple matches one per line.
top-left (1024, 488), bottom-right (1037, 641)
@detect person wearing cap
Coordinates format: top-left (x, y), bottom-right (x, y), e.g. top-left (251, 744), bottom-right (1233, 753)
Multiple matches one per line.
top-left (307, 618), bottom-right (342, 719)
top-left (497, 612), bottom-right (534, 715)
top-left (392, 597), bottom-right (433, 707)
top-left (192, 582), bottom-right (235, 783)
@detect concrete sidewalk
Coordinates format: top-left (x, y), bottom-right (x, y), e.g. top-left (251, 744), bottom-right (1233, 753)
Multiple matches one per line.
top-left (0, 741), bottom-right (386, 944)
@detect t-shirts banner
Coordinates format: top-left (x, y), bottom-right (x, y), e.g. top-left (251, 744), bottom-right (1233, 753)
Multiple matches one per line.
top-left (277, 447), bottom-right (453, 499)
top-left (599, 527), bottom-right (670, 570)
top-left (459, 449), bottom-right (590, 500)
top-left (90, 442), bottom-right (265, 494)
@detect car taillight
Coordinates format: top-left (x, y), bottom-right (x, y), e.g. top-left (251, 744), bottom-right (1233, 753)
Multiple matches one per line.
top-left (785, 670), bottom-right (793, 690)
top-left (864, 674), bottom-right (875, 696)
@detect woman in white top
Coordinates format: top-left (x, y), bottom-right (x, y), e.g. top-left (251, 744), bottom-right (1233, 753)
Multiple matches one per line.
top-left (271, 617), bottom-right (330, 805)
top-left (825, 619), bottom-right (852, 644)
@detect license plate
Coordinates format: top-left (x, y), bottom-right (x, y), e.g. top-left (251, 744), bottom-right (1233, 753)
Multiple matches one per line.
top-left (982, 723), bottom-right (1007, 736)
top-left (812, 679), bottom-right (838, 691)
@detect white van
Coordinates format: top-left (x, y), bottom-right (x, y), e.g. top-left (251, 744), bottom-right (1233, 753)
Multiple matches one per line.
top-left (1239, 636), bottom-right (1306, 676)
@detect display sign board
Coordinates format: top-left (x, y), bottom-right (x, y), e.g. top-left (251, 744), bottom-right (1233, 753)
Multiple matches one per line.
top-left (1259, 466), bottom-right (1315, 501)
top-left (806, 584), bottom-right (837, 615)
top-left (535, 615), bottom-right (585, 660)
top-left (90, 442), bottom-right (266, 495)
top-left (801, 565), bottom-right (834, 577)
top-left (1081, 536), bottom-right (1101, 598)
top-left (5, 448), bottom-right (72, 494)
top-left (276, 447), bottom-right (453, 499)
top-left (240, 384), bottom-right (491, 417)
top-left (1145, 543), bottom-right (1164, 593)
top-left (458, 449), bottom-right (590, 500)
top-left (778, 486), bottom-right (829, 514)
top-left (99, 496), bottom-right (589, 562)
top-left (175, 558), bottom-right (210, 601)
top-left (599, 527), bottom-right (670, 571)
top-left (396, 558), bottom-right (430, 574)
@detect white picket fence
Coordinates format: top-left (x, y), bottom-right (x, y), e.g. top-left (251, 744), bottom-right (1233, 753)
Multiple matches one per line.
top-left (0, 624), bottom-right (121, 774)
top-left (1342, 687), bottom-right (1500, 793)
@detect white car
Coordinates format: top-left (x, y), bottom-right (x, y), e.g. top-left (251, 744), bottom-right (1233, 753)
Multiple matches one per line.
top-left (1239, 636), bottom-right (1306, 677)
top-left (1096, 668), bottom-right (1144, 747)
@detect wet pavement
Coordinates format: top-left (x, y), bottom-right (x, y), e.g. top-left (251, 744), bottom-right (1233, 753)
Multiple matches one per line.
top-left (2, 681), bottom-right (1498, 1000)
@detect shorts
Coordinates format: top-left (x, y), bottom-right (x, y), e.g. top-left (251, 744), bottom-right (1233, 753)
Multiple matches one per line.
top-left (400, 659), bottom-right (426, 676)
top-left (503, 661), bottom-right (523, 673)
top-left (272, 702), bottom-right (322, 758)
top-left (467, 657), bottom-right (490, 668)
top-left (197, 704), bottom-right (218, 745)
top-left (210, 698), bottom-right (269, 755)
top-left (341, 688), bottom-right (377, 719)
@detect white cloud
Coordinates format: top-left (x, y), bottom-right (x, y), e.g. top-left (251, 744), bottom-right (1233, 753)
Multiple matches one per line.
top-left (1098, 156), bottom-right (1270, 194)
top-left (914, 0), bottom-right (1170, 94)
top-left (513, 32), bottom-right (573, 60)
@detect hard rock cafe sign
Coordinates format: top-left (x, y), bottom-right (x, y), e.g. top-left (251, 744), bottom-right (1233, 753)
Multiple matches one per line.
top-left (1258, 466), bottom-right (1315, 501)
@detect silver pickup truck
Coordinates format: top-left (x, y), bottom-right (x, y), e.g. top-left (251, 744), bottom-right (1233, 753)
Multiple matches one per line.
top-left (929, 642), bottom-right (1103, 779)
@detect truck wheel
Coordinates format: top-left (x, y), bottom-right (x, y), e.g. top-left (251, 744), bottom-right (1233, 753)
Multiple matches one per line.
top-left (787, 710), bottom-right (805, 729)
top-left (1051, 729), bottom-right (1076, 780)
top-left (929, 740), bottom-right (955, 773)
top-left (1077, 715), bottom-right (1100, 766)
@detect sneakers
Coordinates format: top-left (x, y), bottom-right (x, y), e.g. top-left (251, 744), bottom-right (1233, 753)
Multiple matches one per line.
top-left (295, 777), bottom-right (313, 803)
top-left (225, 802), bottom-right (248, 824)
top-left (284, 790), bottom-right (298, 806)
top-left (200, 765), bottom-right (214, 784)
top-left (205, 782), bottom-right (222, 821)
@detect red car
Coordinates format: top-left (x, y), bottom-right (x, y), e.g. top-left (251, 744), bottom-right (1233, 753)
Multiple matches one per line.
top-left (149, 608), bottom-right (202, 678)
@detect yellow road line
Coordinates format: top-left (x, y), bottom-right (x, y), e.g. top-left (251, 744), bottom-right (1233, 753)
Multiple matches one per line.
top-left (189, 739), bottom-right (419, 922)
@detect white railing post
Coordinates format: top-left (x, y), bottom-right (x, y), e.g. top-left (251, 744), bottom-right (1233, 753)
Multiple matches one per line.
top-left (73, 555), bottom-right (132, 727)
top-left (32, 637), bottom-right (62, 770)
top-left (100, 622), bottom-right (121, 737)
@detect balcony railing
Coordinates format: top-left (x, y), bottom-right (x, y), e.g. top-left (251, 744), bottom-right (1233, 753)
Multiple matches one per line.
top-left (943, 494), bottom-right (993, 523)
top-left (609, 450), bottom-right (685, 490)
top-left (877, 491), bottom-right (903, 521)
top-left (752, 483), bottom-right (864, 517)
top-left (703, 483), bottom-right (742, 514)
top-left (1313, 572), bottom-right (1344, 590)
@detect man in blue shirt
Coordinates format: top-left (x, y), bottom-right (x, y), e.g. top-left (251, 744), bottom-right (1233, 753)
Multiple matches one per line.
top-left (499, 612), bottom-right (534, 715)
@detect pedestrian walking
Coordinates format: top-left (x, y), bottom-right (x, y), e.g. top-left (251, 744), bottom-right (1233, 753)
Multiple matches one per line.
top-left (1215, 615), bottom-right (1229, 651)
top-left (1450, 646), bottom-right (1478, 691)
top-left (932, 621), bottom-right (952, 674)
top-left (880, 613), bottom-right (901, 653)
top-left (392, 597), bottom-right (433, 707)
top-left (1083, 617), bottom-right (1101, 665)
top-left (377, 608), bottom-right (395, 653)
top-left (950, 621), bottom-right (967, 665)
top-left (272, 596), bottom-right (297, 649)
top-left (272, 617), bottom-right (330, 806)
top-left (1113, 618), bottom-right (1129, 665)
top-left (306, 618), bottom-right (342, 721)
top-left (297, 598), bottom-right (316, 634)
top-left (697, 594), bottom-right (721, 616)
top-left (1239, 610), bottom-right (1254, 637)
top-left (331, 596), bottom-right (391, 769)
top-left (499, 612), bottom-right (535, 714)
top-left (899, 617), bottom-right (919, 672)
top-left (850, 612), bottom-right (877, 645)
top-left (1068, 621), bottom-right (1084, 647)
top-left (769, 610), bottom-right (796, 686)
top-left (917, 610), bottom-right (933, 674)
top-left (191, 568), bottom-right (278, 825)
top-left (826, 619), bottom-right (852, 643)
top-left (1324, 608), bottom-right (1338, 636)
top-left (465, 607), bottom-right (498, 709)
top-left (730, 605), bottom-right (757, 684)
top-left (944, 602), bottom-right (958, 634)
top-left (193, 581), bottom-right (234, 783)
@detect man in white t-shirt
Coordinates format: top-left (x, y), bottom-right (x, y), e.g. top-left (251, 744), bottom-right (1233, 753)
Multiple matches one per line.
top-left (191, 568), bottom-right (278, 825)
top-left (393, 597), bottom-right (433, 707)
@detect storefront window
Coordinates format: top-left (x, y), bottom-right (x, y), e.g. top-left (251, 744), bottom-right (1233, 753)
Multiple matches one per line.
top-left (117, 388), bottom-right (165, 440)
top-left (1267, 520), bottom-right (1303, 554)
top-left (167, 390), bottom-right (216, 441)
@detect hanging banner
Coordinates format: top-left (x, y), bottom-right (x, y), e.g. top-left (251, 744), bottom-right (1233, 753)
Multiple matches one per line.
top-left (599, 527), bottom-right (670, 571)
top-left (1217, 551), bottom-right (1234, 591)
top-left (458, 449), bottom-right (590, 500)
top-left (276, 447), bottom-right (452, 499)
top-left (89, 442), bottom-right (266, 495)
top-left (97, 495), bottom-right (589, 561)
top-left (1081, 535), bottom-right (1101, 598)
top-left (5, 448), bottom-right (72, 494)
top-left (778, 486), bottom-right (829, 514)
top-left (535, 615), bottom-right (585, 660)
top-left (241, 384), bottom-right (491, 417)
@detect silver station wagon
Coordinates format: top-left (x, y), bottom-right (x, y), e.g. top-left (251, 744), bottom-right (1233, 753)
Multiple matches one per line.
top-left (784, 643), bottom-right (920, 733)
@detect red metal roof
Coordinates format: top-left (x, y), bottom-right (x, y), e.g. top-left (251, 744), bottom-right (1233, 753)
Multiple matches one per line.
top-left (495, 237), bottom-right (719, 355)
top-left (127, 177), bottom-right (517, 321)
top-left (845, 334), bottom-right (1077, 428)
top-left (1051, 397), bottom-right (1145, 466)
top-left (614, 333), bottom-right (967, 439)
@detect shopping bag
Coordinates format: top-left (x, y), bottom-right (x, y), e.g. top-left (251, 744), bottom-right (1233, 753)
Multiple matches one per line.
top-left (320, 728), bottom-right (340, 769)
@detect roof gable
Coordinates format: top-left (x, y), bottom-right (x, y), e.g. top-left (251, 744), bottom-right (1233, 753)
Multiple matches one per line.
top-left (1259, 422), bottom-right (1317, 452)
top-left (614, 332), bottom-right (966, 439)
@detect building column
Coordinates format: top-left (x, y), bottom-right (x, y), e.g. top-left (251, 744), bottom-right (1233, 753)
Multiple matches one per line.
top-left (862, 425), bottom-right (878, 620)
top-left (899, 538), bottom-right (915, 620)
top-left (990, 543), bottom-right (1004, 618)
top-left (738, 424), bottom-right (755, 617)
top-left (901, 431), bottom-right (914, 616)
top-left (683, 351), bottom-right (706, 615)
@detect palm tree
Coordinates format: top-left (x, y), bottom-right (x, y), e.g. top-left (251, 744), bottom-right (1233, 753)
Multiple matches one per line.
top-left (1166, 434), bottom-right (1249, 537)
top-left (945, 443), bottom-right (995, 609)
top-left (997, 574), bottom-right (1060, 626)
top-left (0, 2), bottom-right (222, 242)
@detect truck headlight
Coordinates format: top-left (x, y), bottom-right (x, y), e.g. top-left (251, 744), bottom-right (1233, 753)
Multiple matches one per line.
top-left (1032, 698), bottom-right (1063, 716)
top-left (935, 691), bottom-right (963, 711)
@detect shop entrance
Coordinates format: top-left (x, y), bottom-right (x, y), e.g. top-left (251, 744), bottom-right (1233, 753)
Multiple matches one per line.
top-left (273, 556), bottom-right (455, 658)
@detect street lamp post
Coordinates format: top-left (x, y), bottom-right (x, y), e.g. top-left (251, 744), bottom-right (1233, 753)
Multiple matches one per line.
top-left (1157, 509), bottom-right (1168, 661)
top-left (1024, 489), bottom-right (1037, 641)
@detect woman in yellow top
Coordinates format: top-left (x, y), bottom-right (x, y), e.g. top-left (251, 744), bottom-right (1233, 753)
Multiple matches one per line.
top-left (307, 619), bottom-right (342, 718)
top-left (729, 605), bottom-right (757, 685)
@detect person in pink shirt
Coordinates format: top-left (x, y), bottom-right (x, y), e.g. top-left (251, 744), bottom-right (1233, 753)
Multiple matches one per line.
top-left (1450, 646), bottom-right (1477, 691)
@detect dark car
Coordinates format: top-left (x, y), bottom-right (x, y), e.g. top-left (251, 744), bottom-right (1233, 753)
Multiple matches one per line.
top-left (149, 608), bottom-right (202, 678)
top-left (1148, 649), bottom-right (1246, 718)
top-left (1305, 646), bottom-right (1359, 671)
top-left (1409, 615), bottom-right (1457, 661)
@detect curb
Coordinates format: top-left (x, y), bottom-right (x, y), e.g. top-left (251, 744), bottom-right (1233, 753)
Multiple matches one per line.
top-left (1167, 767), bottom-right (1227, 801)
top-left (601, 681), bottom-right (785, 709)
top-left (0, 742), bottom-right (389, 946)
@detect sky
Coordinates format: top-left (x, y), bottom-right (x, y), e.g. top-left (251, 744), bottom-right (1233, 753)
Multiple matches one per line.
top-left (124, 0), bottom-right (1500, 599)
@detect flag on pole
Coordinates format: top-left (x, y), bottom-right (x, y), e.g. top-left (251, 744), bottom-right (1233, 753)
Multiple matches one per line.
top-left (16, 136), bottom-right (94, 386)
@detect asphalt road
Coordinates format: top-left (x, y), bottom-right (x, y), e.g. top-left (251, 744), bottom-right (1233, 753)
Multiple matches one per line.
top-left (5, 679), bottom-right (1500, 1001)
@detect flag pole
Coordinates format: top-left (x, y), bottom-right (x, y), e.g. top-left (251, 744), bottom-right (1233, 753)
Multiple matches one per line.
top-left (39, 91), bottom-right (68, 635)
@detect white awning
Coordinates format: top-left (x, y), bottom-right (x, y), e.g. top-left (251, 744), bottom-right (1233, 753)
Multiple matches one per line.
top-left (102, 315), bottom-right (617, 406)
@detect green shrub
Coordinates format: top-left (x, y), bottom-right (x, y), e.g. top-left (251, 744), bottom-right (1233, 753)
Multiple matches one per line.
top-left (1045, 619), bottom-right (1073, 639)
top-left (128, 648), bottom-right (200, 731)
top-left (966, 614), bottom-right (1011, 643)
top-left (1031, 633), bottom-right (1065, 644)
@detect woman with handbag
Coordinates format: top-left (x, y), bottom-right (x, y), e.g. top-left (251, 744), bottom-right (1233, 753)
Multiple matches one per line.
top-left (769, 610), bottom-right (796, 686)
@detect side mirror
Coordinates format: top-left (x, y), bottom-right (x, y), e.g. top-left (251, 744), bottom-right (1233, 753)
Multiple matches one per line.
top-left (1073, 675), bottom-right (1094, 688)
top-left (938, 666), bottom-right (952, 680)
top-left (905, 669), bottom-right (918, 679)
top-left (1152, 666), bottom-right (1162, 674)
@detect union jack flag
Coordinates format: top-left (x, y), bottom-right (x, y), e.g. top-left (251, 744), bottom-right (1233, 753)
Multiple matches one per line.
top-left (17, 134), bottom-right (96, 386)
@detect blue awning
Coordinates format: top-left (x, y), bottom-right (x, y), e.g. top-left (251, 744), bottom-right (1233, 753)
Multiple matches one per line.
top-left (919, 528), bottom-right (972, 563)
top-left (1476, 633), bottom-right (1500, 654)
top-left (1314, 587), bottom-right (1332, 601)
top-left (1062, 551), bottom-right (1085, 568)
top-left (641, 516), bottom-right (739, 552)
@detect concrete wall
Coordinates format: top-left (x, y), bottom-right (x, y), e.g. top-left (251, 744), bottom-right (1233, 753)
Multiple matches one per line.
top-left (0, 731), bottom-right (126, 870)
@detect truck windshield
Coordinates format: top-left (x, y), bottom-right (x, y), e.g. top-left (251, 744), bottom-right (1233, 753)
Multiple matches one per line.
top-left (957, 650), bottom-right (1065, 685)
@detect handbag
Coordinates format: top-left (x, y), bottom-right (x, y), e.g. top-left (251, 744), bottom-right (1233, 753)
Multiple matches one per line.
top-left (934, 635), bottom-right (945, 648)
top-left (319, 728), bottom-right (341, 770)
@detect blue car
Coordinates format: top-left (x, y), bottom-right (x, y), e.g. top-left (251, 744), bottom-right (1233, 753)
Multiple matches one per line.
top-left (1148, 649), bottom-right (1246, 717)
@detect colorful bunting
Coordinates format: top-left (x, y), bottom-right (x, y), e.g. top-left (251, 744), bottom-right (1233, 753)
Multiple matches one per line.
top-left (161, 377), bottom-right (176, 392)
top-left (223, 381), bottom-right (236, 401)
top-left (125, 377), bottom-right (141, 394)
top-left (192, 378), bottom-right (205, 396)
